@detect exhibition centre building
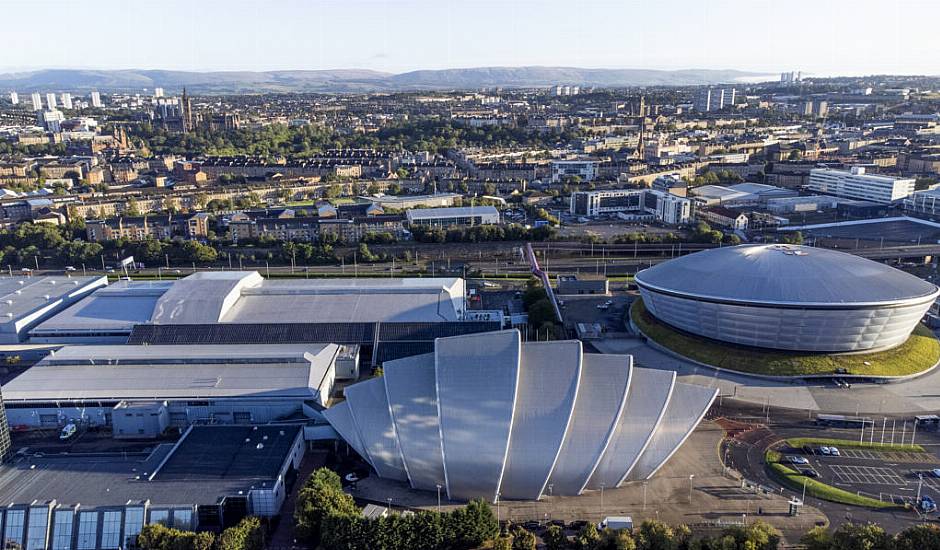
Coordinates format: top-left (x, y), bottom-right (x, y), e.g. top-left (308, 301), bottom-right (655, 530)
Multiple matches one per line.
top-left (325, 330), bottom-right (717, 502)
top-left (635, 244), bottom-right (939, 352)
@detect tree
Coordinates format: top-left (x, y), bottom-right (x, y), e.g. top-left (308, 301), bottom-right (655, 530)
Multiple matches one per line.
top-left (125, 199), bottom-right (142, 217)
top-left (800, 526), bottom-right (831, 550)
top-left (598, 529), bottom-right (636, 550)
top-left (635, 520), bottom-right (682, 550)
top-left (893, 524), bottom-right (940, 550)
top-left (574, 523), bottom-right (601, 550)
top-left (136, 522), bottom-right (216, 550)
top-left (544, 525), bottom-right (569, 550)
top-left (294, 468), bottom-right (360, 545)
top-left (714, 522), bottom-right (781, 550)
top-left (511, 526), bottom-right (537, 550)
top-left (829, 523), bottom-right (889, 550)
top-left (323, 184), bottom-right (343, 199)
top-left (218, 516), bottom-right (265, 550)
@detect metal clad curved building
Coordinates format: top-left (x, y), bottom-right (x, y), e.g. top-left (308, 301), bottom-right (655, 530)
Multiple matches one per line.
top-left (636, 244), bottom-right (939, 352)
top-left (326, 330), bottom-right (716, 501)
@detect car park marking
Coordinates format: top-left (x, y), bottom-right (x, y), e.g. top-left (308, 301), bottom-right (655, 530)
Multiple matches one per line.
top-left (838, 449), bottom-right (935, 463)
top-left (829, 464), bottom-right (907, 485)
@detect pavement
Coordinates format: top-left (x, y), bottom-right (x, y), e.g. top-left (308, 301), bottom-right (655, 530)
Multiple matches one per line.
top-left (593, 338), bottom-right (940, 416)
top-left (351, 421), bottom-right (827, 543)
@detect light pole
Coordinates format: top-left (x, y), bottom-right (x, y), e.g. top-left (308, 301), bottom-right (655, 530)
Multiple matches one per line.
top-left (436, 484), bottom-right (442, 514)
top-left (600, 484), bottom-right (605, 517)
top-left (643, 481), bottom-right (648, 511)
top-left (688, 474), bottom-right (695, 504)
top-left (547, 483), bottom-right (553, 521)
top-left (496, 493), bottom-right (501, 524)
top-left (917, 474), bottom-right (924, 502)
top-left (801, 477), bottom-right (807, 504)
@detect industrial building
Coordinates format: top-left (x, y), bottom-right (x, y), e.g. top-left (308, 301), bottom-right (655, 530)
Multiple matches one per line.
top-left (808, 167), bottom-right (915, 204)
top-left (636, 244), bottom-right (938, 352)
top-left (2, 343), bottom-right (343, 429)
top-left (0, 275), bottom-right (107, 343)
top-left (30, 272), bottom-right (471, 343)
top-left (0, 424), bottom-right (304, 549)
top-left (405, 206), bottom-right (499, 227)
top-left (325, 330), bottom-right (717, 502)
top-left (689, 183), bottom-right (797, 207)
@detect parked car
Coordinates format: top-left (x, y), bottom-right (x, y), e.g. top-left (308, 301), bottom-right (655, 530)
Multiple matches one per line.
top-left (59, 423), bottom-right (77, 441)
top-left (801, 469), bottom-right (819, 478)
top-left (829, 447), bottom-right (841, 457)
top-left (931, 469), bottom-right (940, 478)
top-left (787, 455), bottom-right (809, 465)
top-left (819, 446), bottom-right (832, 456)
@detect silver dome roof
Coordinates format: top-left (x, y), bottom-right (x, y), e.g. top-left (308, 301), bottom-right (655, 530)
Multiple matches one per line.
top-left (635, 244), bottom-right (939, 307)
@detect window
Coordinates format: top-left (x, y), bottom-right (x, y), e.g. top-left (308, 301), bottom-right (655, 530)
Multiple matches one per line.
top-left (123, 507), bottom-right (144, 546)
top-left (26, 507), bottom-right (49, 550)
top-left (148, 510), bottom-right (168, 526)
top-left (100, 511), bottom-right (121, 549)
top-left (5, 509), bottom-right (25, 548)
top-left (51, 510), bottom-right (74, 550)
top-left (172, 509), bottom-right (192, 530)
top-left (76, 512), bottom-right (98, 550)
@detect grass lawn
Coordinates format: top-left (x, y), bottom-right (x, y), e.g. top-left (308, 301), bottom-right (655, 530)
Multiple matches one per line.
top-left (783, 437), bottom-right (924, 453)
top-left (764, 450), bottom-right (896, 509)
top-left (630, 298), bottom-right (940, 377)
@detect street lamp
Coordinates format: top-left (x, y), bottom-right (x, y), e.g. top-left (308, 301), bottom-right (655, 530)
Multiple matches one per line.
top-left (436, 484), bottom-right (442, 514)
top-left (688, 475), bottom-right (695, 504)
top-left (600, 483), bottom-right (605, 517)
top-left (496, 492), bottom-right (501, 524)
top-left (643, 481), bottom-right (648, 511)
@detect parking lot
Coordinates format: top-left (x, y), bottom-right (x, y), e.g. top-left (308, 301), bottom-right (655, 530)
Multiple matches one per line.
top-left (781, 443), bottom-right (940, 507)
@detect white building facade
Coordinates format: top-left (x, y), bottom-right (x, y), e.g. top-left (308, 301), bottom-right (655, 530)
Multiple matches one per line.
top-left (808, 167), bottom-right (914, 204)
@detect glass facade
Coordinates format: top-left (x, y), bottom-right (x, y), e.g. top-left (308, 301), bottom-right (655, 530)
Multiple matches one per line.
top-left (26, 506), bottom-right (49, 550)
top-left (4, 509), bottom-right (25, 548)
top-left (52, 510), bottom-right (74, 550)
top-left (100, 511), bottom-right (122, 549)
top-left (76, 512), bottom-right (98, 550)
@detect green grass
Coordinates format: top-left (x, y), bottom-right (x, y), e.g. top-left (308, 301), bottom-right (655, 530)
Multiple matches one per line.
top-left (631, 298), bottom-right (940, 377)
top-left (784, 437), bottom-right (924, 453)
top-left (764, 450), bottom-right (895, 509)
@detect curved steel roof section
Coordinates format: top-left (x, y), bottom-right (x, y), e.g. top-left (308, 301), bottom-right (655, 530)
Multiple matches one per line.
top-left (586, 367), bottom-right (675, 491)
top-left (500, 341), bottom-right (582, 501)
top-left (627, 382), bottom-right (718, 481)
top-left (322, 400), bottom-right (373, 469)
top-left (383, 352), bottom-right (446, 492)
top-left (546, 353), bottom-right (631, 496)
top-left (345, 377), bottom-right (408, 482)
top-left (435, 330), bottom-right (521, 501)
top-left (636, 244), bottom-right (939, 308)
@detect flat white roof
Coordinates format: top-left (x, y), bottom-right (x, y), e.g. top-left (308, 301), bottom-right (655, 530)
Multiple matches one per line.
top-left (407, 206), bottom-right (499, 220)
top-left (3, 343), bottom-right (338, 402)
top-left (0, 276), bottom-right (106, 330)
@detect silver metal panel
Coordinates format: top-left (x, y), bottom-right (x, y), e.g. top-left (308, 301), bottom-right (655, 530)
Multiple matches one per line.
top-left (383, 353), bottom-right (446, 491)
top-left (640, 288), bottom-right (933, 352)
top-left (345, 377), bottom-right (408, 482)
top-left (587, 366), bottom-right (675, 490)
top-left (436, 330), bottom-right (520, 501)
top-left (546, 353), bottom-right (631, 496)
top-left (322, 401), bottom-right (373, 468)
top-left (636, 244), bottom-right (938, 307)
top-left (627, 382), bottom-right (718, 480)
top-left (500, 341), bottom-right (581, 500)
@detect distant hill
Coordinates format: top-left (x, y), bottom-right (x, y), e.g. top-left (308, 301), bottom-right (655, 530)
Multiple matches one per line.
top-left (0, 67), bottom-right (771, 93)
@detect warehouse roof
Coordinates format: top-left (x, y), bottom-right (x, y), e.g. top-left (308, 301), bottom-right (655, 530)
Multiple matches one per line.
top-left (406, 206), bottom-right (499, 220)
top-left (2, 343), bottom-right (338, 402)
top-left (0, 275), bottom-right (107, 334)
top-left (30, 280), bottom-right (172, 335)
top-left (636, 244), bottom-right (939, 307)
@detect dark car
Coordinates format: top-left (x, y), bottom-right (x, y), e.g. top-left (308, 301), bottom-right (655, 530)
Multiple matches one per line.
top-left (801, 469), bottom-right (819, 478)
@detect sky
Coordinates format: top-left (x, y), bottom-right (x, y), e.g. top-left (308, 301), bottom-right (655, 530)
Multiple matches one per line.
top-left (1, 0), bottom-right (937, 76)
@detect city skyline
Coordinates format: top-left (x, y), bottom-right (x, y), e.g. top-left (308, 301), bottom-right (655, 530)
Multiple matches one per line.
top-left (1, 0), bottom-right (937, 77)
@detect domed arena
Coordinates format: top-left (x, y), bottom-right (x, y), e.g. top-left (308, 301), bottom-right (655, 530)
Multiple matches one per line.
top-left (635, 244), bottom-right (939, 353)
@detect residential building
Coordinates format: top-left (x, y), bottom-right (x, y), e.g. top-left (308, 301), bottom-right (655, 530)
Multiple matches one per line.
top-left (694, 87), bottom-right (736, 112)
top-left (569, 189), bottom-right (692, 225)
top-left (90, 91), bottom-right (102, 108)
top-left (8, 91), bottom-right (17, 105)
top-left (60, 92), bottom-right (72, 109)
top-left (85, 213), bottom-right (210, 242)
top-left (808, 167), bottom-right (915, 204)
top-left (31, 92), bottom-right (42, 110)
top-left (45, 92), bottom-right (57, 109)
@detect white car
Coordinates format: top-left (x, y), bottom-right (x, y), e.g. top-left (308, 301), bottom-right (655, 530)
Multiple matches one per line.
top-left (596, 304), bottom-right (609, 310)
top-left (819, 446), bottom-right (832, 455)
top-left (59, 423), bottom-right (77, 441)
top-left (930, 469), bottom-right (940, 478)
top-left (829, 447), bottom-right (841, 457)
top-left (787, 455), bottom-right (809, 465)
